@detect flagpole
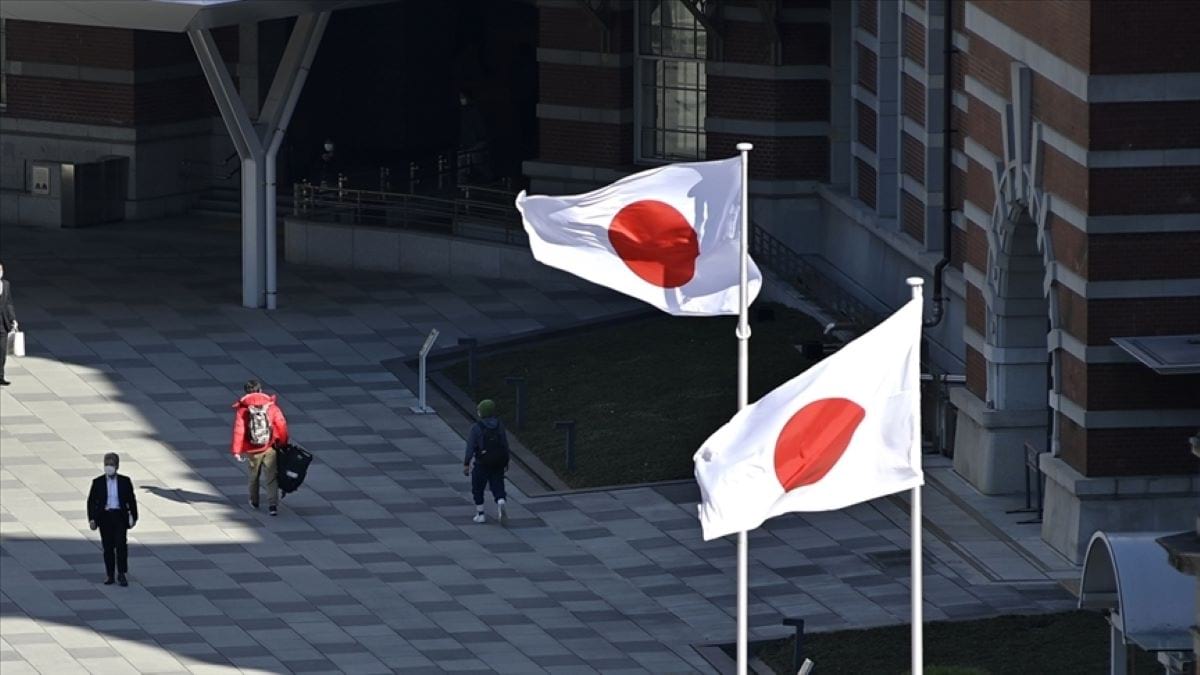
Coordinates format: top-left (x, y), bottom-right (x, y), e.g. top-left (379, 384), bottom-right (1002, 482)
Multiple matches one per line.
top-left (736, 142), bottom-right (753, 675)
top-left (906, 276), bottom-right (925, 675)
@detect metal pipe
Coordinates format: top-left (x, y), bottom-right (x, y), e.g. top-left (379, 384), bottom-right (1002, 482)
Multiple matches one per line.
top-left (925, 0), bottom-right (955, 328)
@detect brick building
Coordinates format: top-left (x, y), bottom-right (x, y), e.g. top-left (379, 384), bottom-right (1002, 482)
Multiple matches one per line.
top-left (527, 0), bottom-right (1200, 564)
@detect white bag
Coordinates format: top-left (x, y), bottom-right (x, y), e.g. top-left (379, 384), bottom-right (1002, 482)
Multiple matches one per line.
top-left (7, 331), bottom-right (24, 357)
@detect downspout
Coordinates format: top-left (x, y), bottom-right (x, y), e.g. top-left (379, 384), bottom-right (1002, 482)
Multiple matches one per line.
top-left (924, 0), bottom-right (955, 328)
top-left (265, 13), bottom-right (329, 310)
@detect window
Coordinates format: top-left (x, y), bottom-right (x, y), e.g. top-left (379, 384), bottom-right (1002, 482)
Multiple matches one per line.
top-left (636, 0), bottom-right (707, 162)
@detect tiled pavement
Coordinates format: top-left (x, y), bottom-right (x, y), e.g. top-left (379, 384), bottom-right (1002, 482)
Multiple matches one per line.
top-left (0, 218), bottom-right (1077, 674)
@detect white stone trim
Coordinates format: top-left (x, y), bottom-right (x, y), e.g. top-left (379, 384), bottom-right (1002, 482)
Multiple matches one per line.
top-left (951, 148), bottom-right (968, 171)
top-left (901, 174), bottom-right (926, 202)
top-left (855, 28), bottom-right (880, 53)
top-left (962, 200), bottom-right (989, 229)
top-left (952, 30), bottom-right (970, 52)
top-left (705, 62), bottom-right (831, 80)
top-left (1052, 395), bottom-right (1200, 430)
top-left (0, 115), bottom-right (215, 143)
top-left (1089, 72), bottom-right (1200, 103)
top-left (1047, 329), bottom-right (1134, 365)
top-left (852, 84), bottom-right (879, 110)
top-left (901, 56), bottom-right (926, 84)
top-left (1051, 264), bottom-right (1200, 299)
top-left (963, 136), bottom-right (997, 169)
top-left (705, 118), bottom-right (829, 137)
top-left (851, 141), bottom-right (878, 166)
top-left (952, 90), bottom-right (969, 112)
top-left (964, 327), bottom-right (1048, 365)
top-left (952, 210), bottom-right (966, 231)
top-left (902, 116), bottom-right (927, 144)
top-left (1084, 213), bottom-right (1200, 234)
top-left (902, 0), bottom-right (927, 26)
top-left (536, 48), bottom-right (631, 68)
top-left (536, 104), bottom-right (632, 125)
top-left (5, 59), bottom-right (211, 85)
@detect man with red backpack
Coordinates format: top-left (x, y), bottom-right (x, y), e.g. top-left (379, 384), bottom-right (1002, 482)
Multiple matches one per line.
top-left (231, 380), bottom-right (289, 516)
top-left (463, 399), bottom-right (510, 524)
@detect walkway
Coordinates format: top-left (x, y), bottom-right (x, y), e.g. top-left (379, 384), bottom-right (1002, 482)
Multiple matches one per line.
top-left (0, 217), bottom-right (1076, 674)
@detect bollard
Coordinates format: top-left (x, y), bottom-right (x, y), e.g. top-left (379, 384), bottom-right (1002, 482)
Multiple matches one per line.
top-left (504, 376), bottom-right (526, 430)
top-left (458, 337), bottom-right (478, 390)
top-left (555, 420), bottom-right (576, 472)
top-left (379, 166), bottom-right (391, 192)
top-left (337, 173), bottom-right (346, 202)
top-left (409, 161), bottom-right (419, 192)
top-left (437, 154), bottom-right (448, 190)
top-left (782, 618), bottom-right (805, 674)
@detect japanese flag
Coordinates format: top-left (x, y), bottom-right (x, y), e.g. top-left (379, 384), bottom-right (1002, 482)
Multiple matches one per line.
top-left (515, 158), bottom-right (762, 316)
top-left (694, 297), bottom-right (924, 541)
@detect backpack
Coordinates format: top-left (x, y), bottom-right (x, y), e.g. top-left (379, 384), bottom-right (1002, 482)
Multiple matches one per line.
top-left (476, 422), bottom-right (509, 470)
top-left (246, 403), bottom-right (273, 446)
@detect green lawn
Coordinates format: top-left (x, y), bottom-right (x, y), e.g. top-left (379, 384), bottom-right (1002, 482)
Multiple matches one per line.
top-left (443, 303), bottom-right (825, 488)
top-left (748, 611), bottom-right (1159, 674)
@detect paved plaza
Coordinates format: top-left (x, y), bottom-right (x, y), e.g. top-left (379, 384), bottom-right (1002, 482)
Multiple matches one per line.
top-left (0, 218), bottom-right (1078, 673)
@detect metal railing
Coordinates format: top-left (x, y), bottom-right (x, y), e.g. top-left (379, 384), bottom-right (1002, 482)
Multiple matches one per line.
top-left (292, 181), bottom-right (526, 246)
top-left (750, 223), bottom-right (882, 332)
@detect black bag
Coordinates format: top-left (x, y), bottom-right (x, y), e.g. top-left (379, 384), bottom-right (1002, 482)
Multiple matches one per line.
top-left (276, 443), bottom-right (314, 496)
top-left (476, 423), bottom-right (509, 471)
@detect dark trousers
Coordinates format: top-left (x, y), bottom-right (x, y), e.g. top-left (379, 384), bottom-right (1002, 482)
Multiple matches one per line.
top-left (98, 511), bottom-right (128, 577)
top-left (0, 332), bottom-right (7, 378)
top-left (471, 465), bottom-right (506, 506)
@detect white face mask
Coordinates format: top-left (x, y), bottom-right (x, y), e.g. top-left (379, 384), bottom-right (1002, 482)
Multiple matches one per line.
top-left (324, 143), bottom-right (334, 152)
top-left (104, 465), bottom-right (116, 476)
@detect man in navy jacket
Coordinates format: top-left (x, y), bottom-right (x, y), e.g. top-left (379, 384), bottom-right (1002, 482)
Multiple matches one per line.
top-left (87, 453), bottom-right (138, 586)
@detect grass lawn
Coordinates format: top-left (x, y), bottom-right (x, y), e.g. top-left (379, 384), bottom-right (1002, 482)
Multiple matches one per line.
top-left (443, 303), bottom-right (825, 488)
top-left (746, 611), bottom-right (1159, 674)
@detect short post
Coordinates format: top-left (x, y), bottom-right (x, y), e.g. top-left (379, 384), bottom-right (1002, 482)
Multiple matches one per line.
top-left (437, 154), bottom-right (448, 190)
top-left (556, 420), bottom-right (576, 472)
top-left (458, 337), bottom-right (478, 389)
top-left (337, 172), bottom-right (346, 201)
top-left (409, 328), bottom-right (441, 414)
top-left (379, 166), bottom-right (391, 192)
top-left (409, 161), bottom-right (419, 192)
top-left (782, 618), bottom-right (805, 674)
top-left (504, 376), bottom-right (526, 430)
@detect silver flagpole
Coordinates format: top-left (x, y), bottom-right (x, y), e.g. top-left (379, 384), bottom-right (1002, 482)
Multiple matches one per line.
top-left (906, 276), bottom-right (925, 675)
top-left (735, 142), bottom-right (753, 675)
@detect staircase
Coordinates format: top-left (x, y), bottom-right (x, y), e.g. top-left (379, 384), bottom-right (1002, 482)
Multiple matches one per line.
top-left (191, 186), bottom-right (295, 220)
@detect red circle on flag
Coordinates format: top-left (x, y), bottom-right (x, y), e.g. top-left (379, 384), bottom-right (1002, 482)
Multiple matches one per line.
top-left (608, 200), bottom-right (699, 289)
top-left (774, 398), bottom-right (866, 492)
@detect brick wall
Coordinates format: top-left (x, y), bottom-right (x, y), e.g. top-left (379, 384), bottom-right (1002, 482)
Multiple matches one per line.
top-left (902, 14), bottom-right (925, 65)
top-left (6, 20), bottom-right (135, 69)
top-left (901, 132), bottom-right (924, 184)
top-left (1061, 351), bottom-right (1200, 411)
top-left (971, 0), bottom-right (1090, 70)
top-left (539, 5), bottom-right (632, 53)
top-left (539, 119), bottom-right (631, 167)
top-left (1090, 0), bottom-right (1200, 75)
top-left (963, 157), bottom-right (995, 213)
top-left (707, 77), bottom-right (829, 121)
top-left (1060, 413), bottom-right (1198, 477)
top-left (856, 101), bottom-right (877, 152)
top-left (856, 158), bottom-right (876, 209)
top-left (901, 190), bottom-right (924, 243)
top-left (901, 74), bottom-right (925, 126)
top-left (1085, 297), bottom-right (1200, 345)
top-left (964, 220), bottom-right (988, 272)
top-left (1089, 166), bottom-right (1200, 216)
top-left (858, 0), bottom-right (878, 35)
top-left (539, 64), bottom-right (631, 108)
top-left (965, 345), bottom-right (986, 399)
top-left (965, 282), bottom-right (985, 334)
top-left (4, 76), bottom-right (135, 126)
top-left (856, 43), bottom-right (878, 94)
top-left (709, 134), bottom-right (829, 181)
top-left (1087, 232), bottom-right (1200, 281)
top-left (1090, 101), bottom-right (1200, 151)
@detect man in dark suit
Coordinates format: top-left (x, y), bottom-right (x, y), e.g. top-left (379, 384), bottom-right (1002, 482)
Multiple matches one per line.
top-left (0, 261), bottom-right (17, 386)
top-left (86, 453), bottom-right (138, 586)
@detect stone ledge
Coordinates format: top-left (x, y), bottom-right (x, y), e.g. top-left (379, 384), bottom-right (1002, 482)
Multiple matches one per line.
top-left (950, 386), bottom-right (1046, 429)
top-left (1040, 455), bottom-right (1200, 498)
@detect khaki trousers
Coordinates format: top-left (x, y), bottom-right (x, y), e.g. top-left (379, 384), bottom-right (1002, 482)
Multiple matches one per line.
top-left (247, 448), bottom-right (278, 507)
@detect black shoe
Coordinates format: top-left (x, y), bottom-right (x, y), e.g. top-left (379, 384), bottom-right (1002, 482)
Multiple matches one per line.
top-left (249, 499), bottom-right (259, 509)
top-left (0, 379), bottom-right (10, 386)
top-left (103, 577), bottom-right (115, 585)
top-left (268, 506), bottom-right (278, 517)
top-left (117, 574), bottom-right (128, 587)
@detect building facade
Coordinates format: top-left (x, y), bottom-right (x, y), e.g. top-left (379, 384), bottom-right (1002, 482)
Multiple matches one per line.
top-left (527, 0), bottom-right (1200, 563)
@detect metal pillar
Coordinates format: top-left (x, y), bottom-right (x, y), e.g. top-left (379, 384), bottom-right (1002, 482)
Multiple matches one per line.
top-left (189, 14), bottom-right (329, 309)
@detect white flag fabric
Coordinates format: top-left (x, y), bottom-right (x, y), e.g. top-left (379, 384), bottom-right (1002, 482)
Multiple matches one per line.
top-left (694, 297), bottom-right (924, 540)
top-left (515, 158), bottom-right (762, 316)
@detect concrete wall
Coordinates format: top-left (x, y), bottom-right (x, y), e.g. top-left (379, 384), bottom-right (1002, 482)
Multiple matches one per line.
top-left (285, 218), bottom-right (574, 285)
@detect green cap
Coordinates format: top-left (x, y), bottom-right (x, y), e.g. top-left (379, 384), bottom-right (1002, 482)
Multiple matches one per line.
top-left (476, 399), bottom-right (496, 418)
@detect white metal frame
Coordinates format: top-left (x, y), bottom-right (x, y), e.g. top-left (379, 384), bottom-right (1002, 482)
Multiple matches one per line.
top-left (633, 0), bottom-right (709, 165)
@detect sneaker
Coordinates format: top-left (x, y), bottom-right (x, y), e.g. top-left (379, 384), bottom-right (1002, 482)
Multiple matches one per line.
top-left (103, 577), bottom-right (115, 585)
top-left (117, 574), bottom-right (128, 587)
top-left (249, 499), bottom-right (259, 509)
top-left (472, 512), bottom-right (486, 524)
top-left (496, 499), bottom-right (508, 525)
top-left (268, 506), bottom-right (278, 517)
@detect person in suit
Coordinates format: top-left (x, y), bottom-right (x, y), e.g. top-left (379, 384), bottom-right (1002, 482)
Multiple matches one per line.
top-left (0, 261), bottom-right (17, 386)
top-left (87, 453), bottom-right (138, 586)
